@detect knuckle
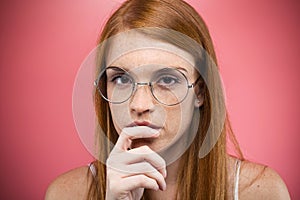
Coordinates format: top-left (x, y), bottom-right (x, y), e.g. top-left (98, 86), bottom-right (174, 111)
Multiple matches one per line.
top-left (140, 145), bottom-right (151, 153)
top-left (140, 164), bottom-right (154, 174)
top-left (140, 162), bottom-right (150, 170)
top-left (137, 175), bottom-right (148, 185)
top-left (159, 161), bottom-right (166, 170)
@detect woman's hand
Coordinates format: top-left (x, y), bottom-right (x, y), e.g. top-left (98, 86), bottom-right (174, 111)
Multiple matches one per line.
top-left (106, 127), bottom-right (167, 200)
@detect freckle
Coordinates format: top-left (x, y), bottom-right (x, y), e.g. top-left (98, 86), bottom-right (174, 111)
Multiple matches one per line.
top-left (257, 185), bottom-right (260, 188)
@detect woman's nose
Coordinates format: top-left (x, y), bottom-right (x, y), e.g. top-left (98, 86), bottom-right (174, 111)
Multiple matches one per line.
top-left (129, 84), bottom-right (155, 114)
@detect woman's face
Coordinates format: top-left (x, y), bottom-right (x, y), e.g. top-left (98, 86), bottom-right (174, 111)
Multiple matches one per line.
top-left (101, 30), bottom-right (204, 154)
top-left (105, 47), bottom-right (202, 152)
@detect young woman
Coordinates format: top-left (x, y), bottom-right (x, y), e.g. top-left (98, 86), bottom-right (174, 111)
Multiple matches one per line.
top-left (46, 0), bottom-right (290, 199)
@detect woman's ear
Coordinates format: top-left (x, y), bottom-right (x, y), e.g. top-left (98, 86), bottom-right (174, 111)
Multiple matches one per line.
top-left (194, 95), bottom-right (204, 108)
top-left (193, 77), bottom-right (205, 108)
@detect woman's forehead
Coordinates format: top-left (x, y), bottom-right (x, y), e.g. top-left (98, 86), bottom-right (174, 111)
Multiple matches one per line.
top-left (108, 49), bottom-right (195, 75)
top-left (104, 29), bottom-right (196, 68)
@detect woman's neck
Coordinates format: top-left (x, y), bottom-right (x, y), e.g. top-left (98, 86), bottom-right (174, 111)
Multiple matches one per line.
top-left (145, 157), bottom-right (182, 199)
top-left (164, 157), bottom-right (181, 185)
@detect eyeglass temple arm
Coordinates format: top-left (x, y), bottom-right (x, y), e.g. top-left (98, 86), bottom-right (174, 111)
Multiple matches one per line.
top-left (188, 76), bottom-right (202, 88)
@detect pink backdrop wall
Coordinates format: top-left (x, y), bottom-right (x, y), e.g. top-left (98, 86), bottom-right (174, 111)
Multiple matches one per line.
top-left (0, 0), bottom-right (299, 199)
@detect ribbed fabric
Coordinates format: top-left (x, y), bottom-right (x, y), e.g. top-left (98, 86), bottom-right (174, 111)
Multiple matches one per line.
top-left (234, 159), bottom-right (241, 200)
top-left (88, 163), bottom-right (97, 178)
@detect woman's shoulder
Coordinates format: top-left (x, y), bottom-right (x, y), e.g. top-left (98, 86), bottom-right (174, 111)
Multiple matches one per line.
top-left (232, 156), bottom-right (291, 199)
top-left (45, 165), bottom-right (92, 200)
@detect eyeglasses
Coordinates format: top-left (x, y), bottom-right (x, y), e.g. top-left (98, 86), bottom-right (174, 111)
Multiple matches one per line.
top-left (94, 66), bottom-right (199, 106)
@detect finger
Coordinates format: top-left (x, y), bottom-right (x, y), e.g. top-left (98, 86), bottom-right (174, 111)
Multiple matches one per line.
top-left (113, 127), bottom-right (160, 153)
top-left (127, 146), bottom-right (167, 178)
top-left (119, 174), bottom-right (160, 191)
top-left (108, 145), bottom-right (167, 178)
top-left (122, 162), bottom-right (167, 191)
top-left (123, 126), bottom-right (160, 139)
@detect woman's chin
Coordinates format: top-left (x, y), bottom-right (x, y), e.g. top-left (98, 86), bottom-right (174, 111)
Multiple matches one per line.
top-left (131, 138), bottom-right (166, 152)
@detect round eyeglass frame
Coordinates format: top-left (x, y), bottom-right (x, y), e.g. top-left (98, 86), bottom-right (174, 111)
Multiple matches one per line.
top-left (94, 66), bottom-right (200, 106)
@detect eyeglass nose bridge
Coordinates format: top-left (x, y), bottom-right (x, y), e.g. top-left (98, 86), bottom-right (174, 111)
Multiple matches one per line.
top-left (132, 81), bottom-right (153, 93)
top-left (130, 81), bottom-right (155, 102)
top-left (134, 82), bottom-right (152, 86)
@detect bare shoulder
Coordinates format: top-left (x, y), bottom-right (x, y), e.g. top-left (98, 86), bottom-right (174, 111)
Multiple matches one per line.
top-left (45, 166), bottom-right (93, 200)
top-left (239, 160), bottom-right (291, 200)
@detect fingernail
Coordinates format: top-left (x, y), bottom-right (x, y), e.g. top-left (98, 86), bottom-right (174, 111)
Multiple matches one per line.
top-left (159, 185), bottom-right (165, 191)
top-left (163, 183), bottom-right (167, 191)
top-left (164, 169), bottom-right (167, 178)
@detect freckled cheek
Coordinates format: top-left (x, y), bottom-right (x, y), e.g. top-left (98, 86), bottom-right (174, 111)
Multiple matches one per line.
top-left (163, 107), bottom-right (182, 138)
top-left (109, 104), bottom-right (130, 134)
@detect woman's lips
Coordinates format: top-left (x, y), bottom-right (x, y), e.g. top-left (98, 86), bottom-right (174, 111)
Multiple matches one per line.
top-left (126, 121), bottom-right (162, 130)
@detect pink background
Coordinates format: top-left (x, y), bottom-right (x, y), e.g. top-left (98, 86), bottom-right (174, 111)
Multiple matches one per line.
top-left (0, 0), bottom-right (299, 199)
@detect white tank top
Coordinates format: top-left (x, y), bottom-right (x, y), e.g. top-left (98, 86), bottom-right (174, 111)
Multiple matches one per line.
top-left (234, 159), bottom-right (241, 200)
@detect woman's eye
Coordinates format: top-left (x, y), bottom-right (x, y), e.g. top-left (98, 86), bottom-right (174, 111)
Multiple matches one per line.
top-left (112, 75), bottom-right (132, 85)
top-left (157, 76), bottom-right (178, 86)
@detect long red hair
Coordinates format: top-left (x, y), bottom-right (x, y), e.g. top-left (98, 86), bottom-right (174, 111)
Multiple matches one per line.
top-left (88, 0), bottom-right (244, 199)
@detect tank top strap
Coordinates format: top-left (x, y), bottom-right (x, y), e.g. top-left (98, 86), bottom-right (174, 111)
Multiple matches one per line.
top-left (234, 159), bottom-right (241, 200)
top-left (88, 162), bottom-right (97, 179)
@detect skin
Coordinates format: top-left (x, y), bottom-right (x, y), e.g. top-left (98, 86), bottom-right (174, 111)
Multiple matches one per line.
top-left (45, 49), bottom-right (291, 200)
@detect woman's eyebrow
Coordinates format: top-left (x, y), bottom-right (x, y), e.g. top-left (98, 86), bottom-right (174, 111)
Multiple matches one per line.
top-left (107, 65), bottom-right (128, 71)
top-left (173, 66), bottom-right (188, 73)
top-left (106, 65), bottom-right (191, 77)
top-left (171, 66), bottom-right (191, 77)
